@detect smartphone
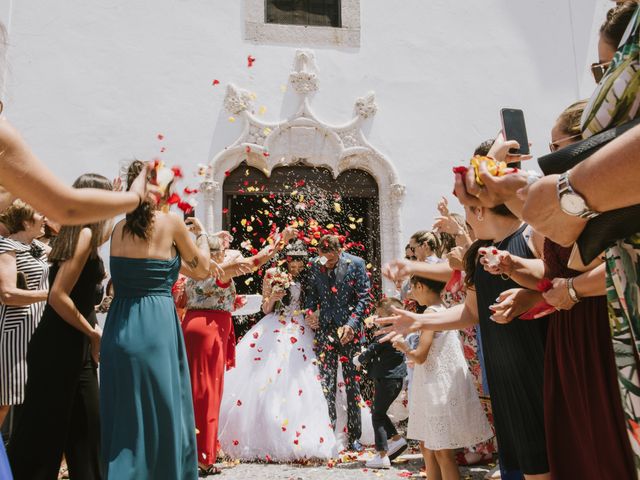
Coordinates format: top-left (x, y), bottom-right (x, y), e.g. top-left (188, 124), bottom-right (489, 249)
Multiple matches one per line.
top-left (500, 108), bottom-right (530, 157)
top-left (184, 208), bottom-right (196, 221)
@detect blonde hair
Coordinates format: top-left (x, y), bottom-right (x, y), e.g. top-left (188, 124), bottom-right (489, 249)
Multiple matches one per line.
top-left (207, 235), bottom-right (222, 252)
top-left (557, 100), bottom-right (588, 137)
top-left (0, 200), bottom-right (35, 234)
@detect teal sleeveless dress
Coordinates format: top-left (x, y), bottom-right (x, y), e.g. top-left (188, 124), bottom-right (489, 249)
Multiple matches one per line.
top-left (100, 255), bottom-right (197, 479)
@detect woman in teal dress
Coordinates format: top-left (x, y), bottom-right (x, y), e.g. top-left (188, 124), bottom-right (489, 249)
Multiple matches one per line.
top-left (100, 161), bottom-right (211, 480)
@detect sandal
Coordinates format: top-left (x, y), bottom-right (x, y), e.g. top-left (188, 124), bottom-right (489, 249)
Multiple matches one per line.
top-left (198, 464), bottom-right (221, 476)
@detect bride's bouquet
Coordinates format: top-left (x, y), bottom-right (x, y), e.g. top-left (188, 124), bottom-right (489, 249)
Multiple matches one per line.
top-left (269, 269), bottom-right (292, 293)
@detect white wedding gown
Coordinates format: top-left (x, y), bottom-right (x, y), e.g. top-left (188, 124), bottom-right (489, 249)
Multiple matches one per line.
top-left (218, 282), bottom-right (374, 461)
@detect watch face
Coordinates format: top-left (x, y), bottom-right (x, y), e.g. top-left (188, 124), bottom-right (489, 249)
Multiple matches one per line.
top-left (560, 193), bottom-right (586, 215)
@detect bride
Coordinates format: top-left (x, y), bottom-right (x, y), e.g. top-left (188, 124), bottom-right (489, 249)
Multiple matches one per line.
top-left (218, 240), bottom-right (372, 461)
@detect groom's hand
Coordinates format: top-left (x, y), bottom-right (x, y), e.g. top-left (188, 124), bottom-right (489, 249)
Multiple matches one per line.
top-left (305, 310), bottom-right (319, 330)
top-left (340, 325), bottom-right (354, 345)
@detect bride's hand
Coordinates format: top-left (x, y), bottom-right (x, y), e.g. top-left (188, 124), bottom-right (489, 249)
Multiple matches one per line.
top-left (270, 290), bottom-right (286, 302)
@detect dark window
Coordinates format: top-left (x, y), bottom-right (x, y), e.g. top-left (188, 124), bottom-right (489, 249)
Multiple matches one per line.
top-left (266, 0), bottom-right (341, 28)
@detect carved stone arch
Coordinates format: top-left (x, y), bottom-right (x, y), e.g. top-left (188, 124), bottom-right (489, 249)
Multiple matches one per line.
top-left (202, 50), bottom-right (405, 292)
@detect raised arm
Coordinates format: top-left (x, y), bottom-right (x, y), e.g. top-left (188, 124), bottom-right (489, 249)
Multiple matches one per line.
top-left (375, 291), bottom-right (479, 340)
top-left (172, 215), bottom-right (210, 280)
top-left (383, 258), bottom-right (453, 284)
top-left (479, 248), bottom-right (545, 291)
top-left (48, 228), bottom-right (102, 363)
top-left (0, 120), bottom-right (149, 223)
top-left (0, 252), bottom-right (48, 306)
top-left (260, 268), bottom-right (285, 314)
top-left (522, 124), bottom-right (640, 245)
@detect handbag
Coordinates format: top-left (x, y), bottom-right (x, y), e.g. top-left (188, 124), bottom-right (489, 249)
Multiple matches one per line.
top-left (537, 119), bottom-right (640, 264)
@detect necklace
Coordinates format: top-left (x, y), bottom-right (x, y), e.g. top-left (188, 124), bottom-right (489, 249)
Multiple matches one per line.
top-left (491, 222), bottom-right (524, 250)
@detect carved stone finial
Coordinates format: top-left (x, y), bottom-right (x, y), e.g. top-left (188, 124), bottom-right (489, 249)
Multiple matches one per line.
top-left (224, 84), bottom-right (254, 115)
top-left (355, 92), bottom-right (378, 119)
top-left (389, 183), bottom-right (406, 201)
top-left (289, 49), bottom-right (319, 95)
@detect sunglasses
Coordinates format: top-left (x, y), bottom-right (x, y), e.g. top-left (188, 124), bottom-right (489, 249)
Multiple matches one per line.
top-left (548, 133), bottom-right (583, 152)
top-left (591, 61), bottom-right (611, 83)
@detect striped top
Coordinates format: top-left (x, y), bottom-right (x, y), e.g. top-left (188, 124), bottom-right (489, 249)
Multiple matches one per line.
top-left (0, 237), bottom-right (49, 405)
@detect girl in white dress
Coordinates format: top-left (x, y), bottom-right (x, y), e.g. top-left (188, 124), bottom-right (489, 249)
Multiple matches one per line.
top-left (218, 241), bottom-right (373, 461)
top-left (392, 276), bottom-right (492, 480)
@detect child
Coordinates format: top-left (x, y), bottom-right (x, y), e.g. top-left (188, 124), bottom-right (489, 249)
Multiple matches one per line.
top-left (392, 276), bottom-right (492, 480)
top-left (353, 297), bottom-right (408, 469)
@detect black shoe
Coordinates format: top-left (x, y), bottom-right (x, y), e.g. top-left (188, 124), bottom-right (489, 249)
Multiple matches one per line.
top-left (348, 440), bottom-right (364, 452)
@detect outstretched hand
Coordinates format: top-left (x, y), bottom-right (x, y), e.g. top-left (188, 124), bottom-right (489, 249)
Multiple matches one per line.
top-left (382, 259), bottom-right (414, 283)
top-left (478, 247), bottom-right (514, 277)
top-left (374, 306), bottom-right (420, 342)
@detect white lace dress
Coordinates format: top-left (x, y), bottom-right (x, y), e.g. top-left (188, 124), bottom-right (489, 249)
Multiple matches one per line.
top-left (407, 306), bottom-right (493, 450)
top-left (218, 281), bottom-right (374, 461)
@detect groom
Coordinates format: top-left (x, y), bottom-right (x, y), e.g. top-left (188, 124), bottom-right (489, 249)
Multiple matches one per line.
top-left (305, 235), bottom-right (371, 451)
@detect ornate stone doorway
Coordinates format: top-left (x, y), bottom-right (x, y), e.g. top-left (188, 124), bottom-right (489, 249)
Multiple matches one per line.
top-left (201, 50), bottom-right (405, 292)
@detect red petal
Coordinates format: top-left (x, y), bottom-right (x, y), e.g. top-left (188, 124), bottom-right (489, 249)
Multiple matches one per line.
top-left (212, 79), bottom-right (220, 86)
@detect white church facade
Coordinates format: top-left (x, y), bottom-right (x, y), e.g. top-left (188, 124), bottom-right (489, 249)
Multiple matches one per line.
top-left (0, 0), bottom-right (611, 290)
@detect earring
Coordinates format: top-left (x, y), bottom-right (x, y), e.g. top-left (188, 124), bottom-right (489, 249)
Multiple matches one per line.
top-left (477, 215), bottom-right (483, 222)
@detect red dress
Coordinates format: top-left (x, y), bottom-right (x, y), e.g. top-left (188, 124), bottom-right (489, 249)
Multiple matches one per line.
top-left (543, 240), bottom-right (635, 479)
top-left (182, 277), bottom-right (237, 464)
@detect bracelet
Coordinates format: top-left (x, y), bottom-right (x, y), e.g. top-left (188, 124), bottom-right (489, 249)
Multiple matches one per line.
top-left (566, 277), bottom-right (580, 303)
top-left (196, 233), bottom-right (207, 242)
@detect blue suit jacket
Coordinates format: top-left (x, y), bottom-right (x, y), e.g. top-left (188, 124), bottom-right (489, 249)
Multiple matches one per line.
top-left (305, 252), bottom-right (371, 336)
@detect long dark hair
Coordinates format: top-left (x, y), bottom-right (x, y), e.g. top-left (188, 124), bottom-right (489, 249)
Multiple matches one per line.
top-left (122, 160), bottom-right (155, 240)
top-left (280, 257), bottom-right (308, 308)
top-left (49, 174), bottom-right (113, 263)
top-left (463, 204), bottom-right (516, 288)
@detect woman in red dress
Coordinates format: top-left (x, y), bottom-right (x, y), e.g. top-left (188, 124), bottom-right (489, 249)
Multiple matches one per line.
top-left (181, 228), bottom-right (296, 474)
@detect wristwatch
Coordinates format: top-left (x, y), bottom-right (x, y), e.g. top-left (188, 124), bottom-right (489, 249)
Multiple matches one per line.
top-left (566, 277), bottom-right (580, 303)
top-left (557, 171), bottom-right (600, 219)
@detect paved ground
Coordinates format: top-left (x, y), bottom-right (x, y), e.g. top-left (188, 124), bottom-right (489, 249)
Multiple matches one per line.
top-left (207, 453), bottom-right (495, 479)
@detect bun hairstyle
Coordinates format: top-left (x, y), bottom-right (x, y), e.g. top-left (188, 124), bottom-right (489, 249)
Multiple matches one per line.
top-left (557, 100), bottom-right (588, 137)
top-left (49, 174), bottom-right (113, 263)
top-left (601, 1), bottom-right (638, 49)
top-left (122, 160), bottom-right (154, 241)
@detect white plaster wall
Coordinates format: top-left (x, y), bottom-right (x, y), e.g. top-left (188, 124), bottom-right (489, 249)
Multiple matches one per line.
top-left (1, 0), bottom-right (612, 253)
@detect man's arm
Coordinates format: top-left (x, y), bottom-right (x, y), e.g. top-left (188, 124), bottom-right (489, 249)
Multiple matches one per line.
top-left (346, 258), bottom-right (371, 331)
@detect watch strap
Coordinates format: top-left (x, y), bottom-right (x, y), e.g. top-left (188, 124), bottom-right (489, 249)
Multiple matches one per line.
top-left (567, 277), bottom-right (580, 303)
top-left (557, 172), bottom-right (601, 219)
